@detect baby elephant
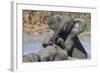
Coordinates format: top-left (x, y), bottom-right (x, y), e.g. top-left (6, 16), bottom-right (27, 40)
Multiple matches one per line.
top-left (23, 53), bottom-right (40, 62)
top-left (23, 44), bottom-right (68, 62)
top-left (39, 44), bottom-right (68, 61)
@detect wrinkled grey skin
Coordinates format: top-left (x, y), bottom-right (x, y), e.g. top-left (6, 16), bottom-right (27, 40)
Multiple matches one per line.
top-left (48, 14), bottom-right (74, 44)
top-left (47, 15), bottom-right (87, 58)
top-left (39, 44), bottom-right (68, 61)
top-left (23, 53), bottom-right (40, 62)
top-left (56, 18), bottom-right (87, 58)
top-left (57, 18), bottom-right (86, 51)
top-left (23, 45), bottom-right (68, 62)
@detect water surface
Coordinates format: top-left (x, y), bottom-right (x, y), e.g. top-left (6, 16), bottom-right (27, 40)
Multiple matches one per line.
top-left (23, 33), bottom-right (91, 58)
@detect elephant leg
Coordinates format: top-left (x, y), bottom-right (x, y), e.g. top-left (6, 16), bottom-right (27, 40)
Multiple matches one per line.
top-left (72, 35), bottom-right (87, 58)
top-left (72, 48), bottom-right (87, 59)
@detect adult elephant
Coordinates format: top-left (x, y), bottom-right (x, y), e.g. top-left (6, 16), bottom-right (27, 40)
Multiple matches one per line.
top-left (47, 14), bottom-right (87, 58)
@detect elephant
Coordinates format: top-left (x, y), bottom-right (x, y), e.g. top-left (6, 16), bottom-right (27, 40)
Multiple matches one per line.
top-left (56, 19), bottom-right (87, 58)
top-left (48, 14), bottom-right (74, 44)
top-left (47, 14), bottom-right (87, 58)
top-left (23, 44), bottom-right (68, 62)
top-left (39, 44), bottom-right (68, 61)
top-left (23, 53), bottom-right (40, 62)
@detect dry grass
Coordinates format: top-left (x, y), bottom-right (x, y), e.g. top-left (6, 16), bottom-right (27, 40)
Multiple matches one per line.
top-left (23, 10), bottom-right (91, 35)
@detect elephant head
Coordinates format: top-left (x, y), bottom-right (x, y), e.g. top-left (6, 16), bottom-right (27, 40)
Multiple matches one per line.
top-left (71, 18), bottom-right (87, 35)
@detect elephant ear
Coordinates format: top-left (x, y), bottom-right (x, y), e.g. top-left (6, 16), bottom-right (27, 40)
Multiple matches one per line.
top-left (74, 18), bottom-right (87, 33)
top-left (48, 14), bottom-right (62, 31)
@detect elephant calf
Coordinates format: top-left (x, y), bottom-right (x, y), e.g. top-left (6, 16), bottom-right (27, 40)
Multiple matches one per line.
top-left (39, 44), bottom-right (68, 61)
top-left (23, 53), bottom-right (40, 62)
top-left (23, 45), bottom-right (68, 62)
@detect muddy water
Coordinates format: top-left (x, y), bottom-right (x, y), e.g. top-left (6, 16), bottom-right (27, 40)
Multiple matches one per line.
top-left (23, 32), bottom-right (91, 59)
